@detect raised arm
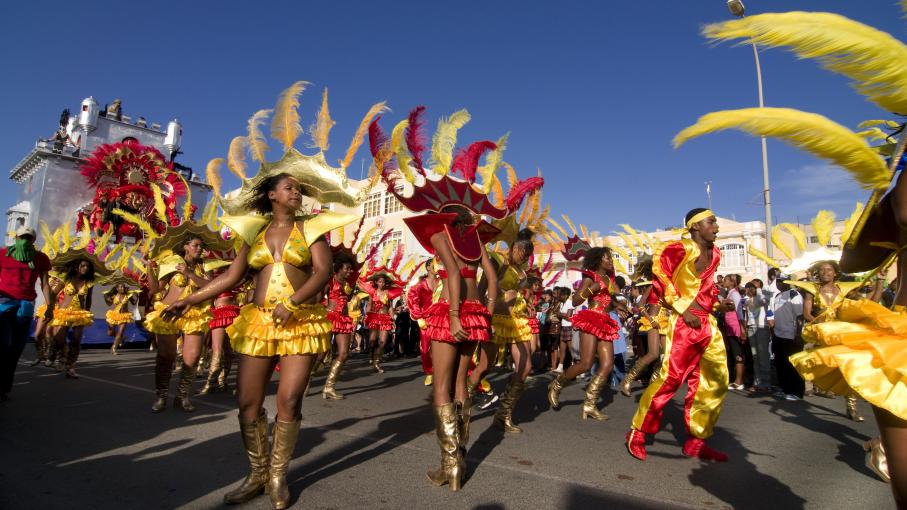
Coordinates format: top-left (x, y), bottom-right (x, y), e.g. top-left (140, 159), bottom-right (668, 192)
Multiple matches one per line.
top-left (480, 248), bottom-right (498, 315)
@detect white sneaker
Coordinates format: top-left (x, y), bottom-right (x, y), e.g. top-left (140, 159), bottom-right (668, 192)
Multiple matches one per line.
top-left (478, 393), bottom-right (499, 410)
top-left (784, 394), bottom-right (800, 401)
top-left (553, 365), bottom-right (564, 374)
top-left (728, 383), bottom-right (744, 391)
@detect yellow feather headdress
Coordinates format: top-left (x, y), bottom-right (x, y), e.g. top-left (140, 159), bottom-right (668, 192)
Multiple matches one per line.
top-left (811, 210), bottom-right (836, 247)
top-left (778, 223), bottom-right (807, 252)
top-left (150, 184), bottom-right (168, 224)
top-left (430, 109), bottom-right (471, 176)
top-left (310, 87), bottom-right (335, 152)
top-left (841, 202), bottom-right (864, 245)
top-left (270, 80), bottom-right (309, 152)
top-left (247, 109), bottom-right (272, 164)
top-left (477, 133), bottom-right (509, 193)
top-left (340, 102), bottom-right (388, 170)
top-left (227, 136), bottom-right (248, 181)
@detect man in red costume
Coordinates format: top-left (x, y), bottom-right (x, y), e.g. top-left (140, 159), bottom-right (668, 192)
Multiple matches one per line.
top-left (626, 208), bottom-right (733, 462)
top-left (407, 270), bottom-right (437, 385)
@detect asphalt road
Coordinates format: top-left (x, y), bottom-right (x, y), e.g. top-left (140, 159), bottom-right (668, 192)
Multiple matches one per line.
top-left (0, 348), bottom-right (893, 510)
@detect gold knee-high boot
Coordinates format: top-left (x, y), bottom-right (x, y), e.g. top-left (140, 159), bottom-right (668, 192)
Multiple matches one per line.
top-left (173, 363), bottom-right (198, 412)
top-left (547, 374), bottom-right (569, 409)
top-left (581, 374), bottom-right (609, 421)
top-left (846, 396), bottom-right (864, 422)
top-left (268, 417), bottom-right (301, 510)
top-left (223, 410), bottom-right (270, 505)
top-left (427, 402), bottom-right (462, 491)
top-left (198, 352), bottom-right (223, 395)
top-left (322, 359), bottom-right (346, 400)
top-left (494, 380), bottom-right (527, 433)
top-left (371, 349), bottom-right (384, 374)
top-left (219, 349), bottom-right (234, 391)
top-left (457, 396), bottom-right (472, 474)
top-left (151, 356), bottom-right (173, 413)
top-left (620, 360), bottom-right (646, 397)
top-left (65, 341), bottom-right (81, 379)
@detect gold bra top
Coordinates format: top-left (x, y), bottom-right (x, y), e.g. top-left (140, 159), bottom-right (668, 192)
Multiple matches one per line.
top-left (248, 222), bottom-right (310, 270)
top-left (62, 280), bottom-right (92, 310)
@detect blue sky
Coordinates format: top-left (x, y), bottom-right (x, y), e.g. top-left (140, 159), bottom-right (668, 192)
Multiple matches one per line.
top-left (1, 0), bottom-right (903, 233)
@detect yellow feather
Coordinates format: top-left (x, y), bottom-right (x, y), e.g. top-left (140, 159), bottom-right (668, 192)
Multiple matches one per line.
top-left (771, 225), bottom-right (794, 261)
top-left (748, 246), bottom-right (779, 268)
top-left (855, 127), bottom-right (890, 142)
top-left (310, 87), bottom-right (335, 152)
top-left (841, 202), bottom-right (865, 245)
top-left (60, 219), bottom-right (73, 253)
top-left (811, 210), bottom-right (836, 246)
top-left (858, 119), bottom-right (900, 130)
top-left (580, 224), bottom-right (590, 241)
top-left (39, 221), bottom-right (56, 257)
top-left (333, 224), bottom-right (345, 246)
top-left (504, 162), bottom-right (518, 191)
top-left (150, 184), bottom-right (168, 223)
top-left (617, 232), bottom-right (639, 255)
top-left (703, 12), bottom-right (907, 114)
top-left (76, 217), bottom-right (92, 250)
top-left (270, 80), bottom-right (309, 152)
top-left (391, 119), bottom-right (415, 182)
top-left (478, 133), bottom-right (509, 193)
top-left (490, 174), bottom-right (505, 208)
top-left (246, 109), bottom-right (272, 163)
top-left (561, 215), bottom-right (577, 236)
top-left (778, 223), bottom-right (808, 251)
top-left (430, 110), bottom-right (471, 175)
top-left (535, 204), bottom-right (551, 233)
top-left (614, 260), bottom-right (629, 276)
top-left (380, 239), bottom-right (393, 264)
top-left (201, 197), bottom-right (218, 231)
top-left (547, 218), bottom-right (569, 240)
top-left (517, 200), bottom-right (530, 226)
top-left (112, 208), bottom-right (159, 239)
top-left (354, 225), bottom-right (379, 255)
top-left (643, 232), bottom-right (658, 252)
top-left (340, 102), bottom-right (388, 170)
top-left (227, 136), bottom-right (248, 181)
top-left (104, 243), bottom-right (122, 263)
top-left (95, 225), bottom-right (114, 254)
top-left (674, 107), bottom-right (890, 190)
top-left (610, 244), bottom-right (632, 265)
top-left (526, 192), bottom-right (540, 228)
top-left (205, 158), bottom-right (224, 198)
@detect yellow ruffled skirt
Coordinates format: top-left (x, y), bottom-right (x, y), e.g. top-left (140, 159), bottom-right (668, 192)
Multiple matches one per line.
top-left (227, 303), bottom-right (331, 357)
top-left (106, 309), bottom-right (133, 326)
top-left (491, 313), bottom-right (531, 345)
top-left (49, 307), bottom-right (94, 328)
top-left (790, 299), bottom-right (907, 420)
top-left (35, 304), bottom-right (48, 321)
top-left (144, 302), bottom-right (211, 335)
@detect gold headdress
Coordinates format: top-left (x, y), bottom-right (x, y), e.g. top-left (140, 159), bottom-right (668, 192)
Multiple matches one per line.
top-left (47, 218), bottom-right (115, 279)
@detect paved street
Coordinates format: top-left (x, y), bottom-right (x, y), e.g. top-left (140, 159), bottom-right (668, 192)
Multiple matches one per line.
top-left (0, 348), bottom-right (893, 510)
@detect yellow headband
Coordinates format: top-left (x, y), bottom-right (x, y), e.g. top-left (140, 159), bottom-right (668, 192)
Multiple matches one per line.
top-left (685, 209), bottom-right (715, 229)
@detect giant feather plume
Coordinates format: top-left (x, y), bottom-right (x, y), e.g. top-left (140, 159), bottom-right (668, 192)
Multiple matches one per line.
top-left (771, 225), bottom-right (794, 261)
top-left (310, 88), bottom-right (335, 152)
top-left (341, 102), bottom-right (388, 170)
top-left (246, 109), bottom-right (272, 163)
top-left (150, 184), bottom-right (168, 224)
top-left (674, 107), bottom-right (890, 190)
top-left (405, 106), bottom-right (427, 174)
top-left (811, 210), bottom-right (836, 246)
top-left (609, 243), bottom-right (633, 266)
top-left (391, 119), bottom-right (415, 183)
top-left (354, 225), bottom-right (380, 256)
top-left (617, 232), bottom-right (640, 256)
top-left (748, 246), bottom-right (779, 268)
top-left (94, 226), bottom-right (113, 256)
top-left (547, 218), bottom-right (570, 240)
top-left (227, 136), bottom-right (248, 181)
top-left (270, 81), bottom-right (309, 152)
top-left (76, 217), bottom-right (92, 250)
top-left (368, 117), bottom-right (396, 181)
top-left (430, 110), bottom-right (471, 175)
top-left (477, 133), bottom-right (509, 193)
top-left (703, 12), bottom-right (907, 114)
top-left (451, 141), bottom-right (497, 183)
top-left (59, 219), bottom-right (73, 253)
top-left (841, 202), bottom-right (865, 245)
top-left (490, 174), bottom-right (505, 208)
top-left (205, 158), bottom-right (225, 198)
top-left (779, 223), bottom-right (808, 251)
top-left (505, 176), bottom-right (544, 212)
top-left (112, 209), bottom-right (159, 239)
top-left (505, 162), bottom-right (518, 190)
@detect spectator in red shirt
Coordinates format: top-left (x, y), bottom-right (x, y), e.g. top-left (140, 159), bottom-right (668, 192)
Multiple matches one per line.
top-left (0, 226), bottom-right (53, 401)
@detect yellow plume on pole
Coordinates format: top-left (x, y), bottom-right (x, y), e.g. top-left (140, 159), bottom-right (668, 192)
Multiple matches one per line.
top-left (354, 225), bottom-right (379, 255)
top-left (504, 162), bottom-right (518, 190)
top-left (150, 184), bottom-right (168, 223)
top-left (841, 202), bottom-right (865, 245)
top-left (561, 215), bottom-right (577, 236)
top-left (76, 217), bottom-right (92, 250)
top-left (270, 80), bottom-right (309, 152)
top-left (340, 102), bottom-right (388, 170)
top-left (617, 232), bottom-right (639, 255)
top-left (310, 87), bottom-right (335, 152)
top-left (490, 174), bottom-right (505, 208)
top-left (703, 12), bottom-right (907, 114)
top-left (430, 109), bottom-right (471, 176)
top-left (205, 158), bottom-right (225, 198)
top-left (748, 246), bottom-right (779, 268)
top-left (771, 225), bottom-right (794, 261)
top-left (227, 136), bottom-right (248, 181)
top-left (811, 210), bottom-right (836, 246)
top-left (391, 119), bottom-right (415, 182)
top-left (778, 223), bottom-right (807, 251)
top-left (246, 109), bottom-right (272, 164)
top-left (478, 133), bottom-right (509, 193)
top-left (547, 218), bottom-right (569, 240)
top-left (674, 107), bottom-right (890, 190)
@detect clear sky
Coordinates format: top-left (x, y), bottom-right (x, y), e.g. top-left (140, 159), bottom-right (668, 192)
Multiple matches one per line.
top-left (1, 0), bottom-right (902, 233)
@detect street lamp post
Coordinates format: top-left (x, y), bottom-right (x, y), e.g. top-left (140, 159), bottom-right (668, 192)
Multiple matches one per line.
top-left (727, 0), bottom-right (774, 260)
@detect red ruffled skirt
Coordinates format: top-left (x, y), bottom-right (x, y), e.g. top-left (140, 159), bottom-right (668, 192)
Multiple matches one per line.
top-left (425, 300), bottom-right (491, 343)
top-left (209, 305), bottom-right (241, 329)
top-left (571, 309), bottom-right (619, 341)
top-left (527, 317), bottom-right (540, 335)
top-left (365, 312), bottom-right (394, 331)
top-left (328, 310), bottom-right (355, 334)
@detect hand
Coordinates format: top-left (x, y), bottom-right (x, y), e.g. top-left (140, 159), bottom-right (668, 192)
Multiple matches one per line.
top-left (449, 316), bottom-right (468, 341)
top-left (175, 263), bottom-right (189, 276)
top-left (271, 303), bottom-right (292, 329)
top-left (44, 304), bottom-right (54, 320)
top-left (162, 299), bottom-right (190, 322)
top-left (682, 309), bottom-right (701, 328)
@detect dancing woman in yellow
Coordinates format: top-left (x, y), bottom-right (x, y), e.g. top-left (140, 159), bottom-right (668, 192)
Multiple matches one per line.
top-left (32, 275), bottom-right (63, 367)
top-left (104, 282), bottom-right (136, 355)
top-left (50, 255), bottom-right (106, 378)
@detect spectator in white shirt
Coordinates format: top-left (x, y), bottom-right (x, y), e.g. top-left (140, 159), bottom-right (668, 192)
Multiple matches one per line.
top-left (744, 281), bottom-right (772, 391)
top-left (769, 278), bottom-right (804, 400)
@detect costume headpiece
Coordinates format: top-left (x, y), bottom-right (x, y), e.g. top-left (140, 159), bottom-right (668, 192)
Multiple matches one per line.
top-left (44, 218), bottom-right (118, 279)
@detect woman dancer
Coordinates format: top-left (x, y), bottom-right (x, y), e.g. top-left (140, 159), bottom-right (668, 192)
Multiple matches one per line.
top-left (105, 283), bottom-right (136, 355)
top-left (323, 250), bottom-right (357, 399)
top-left (548, 247), bottom-right (619, 420)
top-left (362, 274), bottom-right (397, 373)
top-left (33, 275), bottom-right (63, 366)
top-left (620, 257), bottom-right (667, 396)
top-left (50, 257), bottom-right (101, 378)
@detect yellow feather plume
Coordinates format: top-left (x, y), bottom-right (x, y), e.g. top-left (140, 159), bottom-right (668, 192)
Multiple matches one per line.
top-left (150, 184), bottom-right (168, 224)
top-left (478, 133), bottom-right (509, 193)
top-left (76, 217), bottom-right (91, 250)
top-left (858, 119), bottom-right (901, 129)
top-left (490, 174), bottom-right (505, 208)
top-left (703, 12), bottom-right (907, 114)
top-left (614, 260), bottom-right (629, 276)
top-left (247, 109), bottom-right (272, 164)
top-left (841, 202), bottom-right (865, 245)
top-left (561, 215), bottom-right (578, 236)
top-left (674, 107), bottom-right (890, 190)
top-left (525, 192), bottom-right (541, 228)
top-left (546, 218), bottom-right (569, 242)
top-left (778, 223), bottom-right (808, 251)
top-left (430, 109), bottom-right (471, 176)
top-left (310, 88), bottom-right (335, 152)
top-left (811, 210), bottom-right (836, 247)
top-left (391, 119), bottom-right (416, 182)
top-left (51, 227), bottom-right (63, 255)
top-left (580, 224), bottom-right (590, 241)
top-left (60, 219), bottom-right (73, 253)
top-left (748, 246), bottom-right (779, 268)
top-left (95, 227), bottom-right (114, 255)
top-left (535, 204), bottom-right (551, 233)
top-left (354, 225), bottom-right (379, 255)
top-left (205, 158), bottom-right (224, 198)
top-left (39, 221), bottom-right (56, 257)
top-left (517, 199), bottom-right (530, 226)
top-left (104, 243), bottom-right (122, 263)
top-left (609, 244), bottom-right (632, 265)
top-left (621, 224), bottom-right (650, 254)
top-left (855, 127), bottom-right (890, 142)
top-left (112, 209), bottom-right (159, 239)
top-left (617, 232), bottom-right (639, 255)
top-left (332, 224), bottom-right (345, 246)
top-left (505, 162), bottom-right (518, 191)
top-left (227, 136), bottom-right (248, 181)
top-left (542, 232), bottom-right (562, 248)
top-left (201, 197), bottom-right (218, 231)
top-left (771, 225), bottom-right (794, 261)
top-left (270, 80), bottom-right (309, 152)
top-left (380, 239), bottom-right (394, 264)
top-left (340, 102), bottom-right (388, 170)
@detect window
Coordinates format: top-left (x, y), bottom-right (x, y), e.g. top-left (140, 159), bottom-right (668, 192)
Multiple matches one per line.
top-left (719, 243), bottom-right (746, 269)
top-left (363, 192), bottom-right (381, 218)
top-left (365, 230), bottom-right (403, 256)
top-left (384, 187), bottom-right (403, 214)
top-left (808, 235), bottom-right (819, 244)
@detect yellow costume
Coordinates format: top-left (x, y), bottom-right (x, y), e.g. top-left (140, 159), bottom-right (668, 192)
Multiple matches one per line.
top-left (50, 280), bottom-right (94, 327)
top-left (105, 293), bottom-right (134, 326)
top-left (490, 253), bottom-right (531, 345)
top-left (224, 212), bottom-right (358, 357)
top-left (144, 255), bottom-right (212, 335)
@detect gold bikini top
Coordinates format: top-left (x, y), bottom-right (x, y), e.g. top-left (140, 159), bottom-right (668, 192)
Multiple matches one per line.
top-left (248, 223), bottom-right (310, 270)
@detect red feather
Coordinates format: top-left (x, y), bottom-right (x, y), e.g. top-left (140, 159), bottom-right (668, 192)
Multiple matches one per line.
top-left (505, 176), bottom-right (545, 212)
top-left (451, 141), bottom-right (496, 182)
top-left (364, 229), bottom-right (394, 263)
top-left (405, 106), bottom-right (427, 175)
top-left (348, 214), bottom-right (367, 249)
top-left (389, 242), bottom-right (404, 272)
top-left (368, 117), bottom-right (388, 158)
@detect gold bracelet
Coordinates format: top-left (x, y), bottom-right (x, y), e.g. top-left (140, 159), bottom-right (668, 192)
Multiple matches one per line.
top-left (282, 298), bottom-right (302, 313)
top-left (449, 309), bottom-right (460, 316)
